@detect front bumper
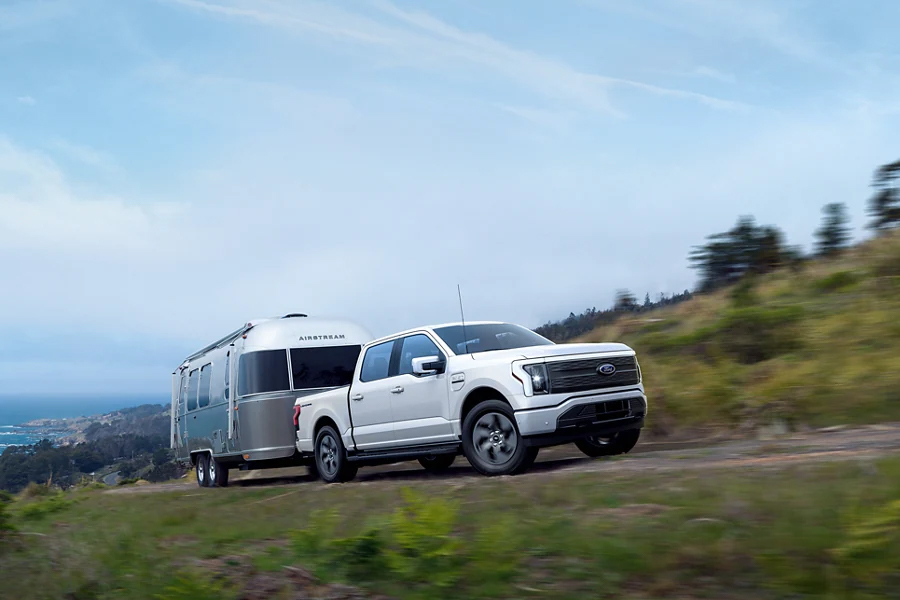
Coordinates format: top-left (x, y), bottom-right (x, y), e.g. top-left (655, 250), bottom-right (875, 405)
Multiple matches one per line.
top-left (513, 388), bottom-right (647, 445)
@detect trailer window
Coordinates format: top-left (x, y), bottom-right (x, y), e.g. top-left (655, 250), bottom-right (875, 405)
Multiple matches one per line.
top-left (224, 351), bottom-right (230, 401)
top-left (290, 345), bottom-right (361, 390)
top-left (238, 350), bottom-right (290, 396)
top-left (187, 369), bottom-right (199, 411)
top-left (198, 363), bottom-right (212, 408)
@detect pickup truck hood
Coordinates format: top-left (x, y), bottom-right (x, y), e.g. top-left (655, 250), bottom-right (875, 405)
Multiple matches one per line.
top-left (469, 342), bottom-right (633, 362)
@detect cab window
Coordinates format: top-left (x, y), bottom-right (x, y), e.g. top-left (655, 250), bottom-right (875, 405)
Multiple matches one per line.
top-left (360, 340), bottom-right (394, 382)
top-left (398, 334), bottom-right (443, 376)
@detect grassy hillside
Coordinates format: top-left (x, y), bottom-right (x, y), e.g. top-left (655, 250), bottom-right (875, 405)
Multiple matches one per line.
top-left (579, 231), bottom-right (900, 436)
top-left (2, 454), bottom-right (899, 599)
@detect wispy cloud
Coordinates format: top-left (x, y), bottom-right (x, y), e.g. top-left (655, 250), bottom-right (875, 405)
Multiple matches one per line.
top-left (587, 0), bottom-right (838, 71)
top-left (0, 0), bottom-right (71, 31)
top-left (496, 104), bottom-right (576, 131)
top-left (692, 66), bottom-right (736, 84)
top-left (17, 95), bottom-right (36, 105)
top-left (163, 0), bottom-right (747, 117)
top-left (49, 138), bottom-right (118, 171)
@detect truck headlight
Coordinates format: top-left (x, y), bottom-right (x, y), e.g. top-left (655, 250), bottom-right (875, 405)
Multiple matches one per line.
top-left (636, 358), bottom-right (642, 383)
top-left (523, 364), bottom-right (549, 394)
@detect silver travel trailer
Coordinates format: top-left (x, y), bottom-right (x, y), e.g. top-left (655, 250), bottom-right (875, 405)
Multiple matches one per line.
top-left (171, 314), bottom-right (372, 487)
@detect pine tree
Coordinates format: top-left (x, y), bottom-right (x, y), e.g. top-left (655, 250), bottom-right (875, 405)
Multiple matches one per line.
top-left (815, 203), bottom-right (851, 256)
top-left (868, 159), bottom-right (900, 231)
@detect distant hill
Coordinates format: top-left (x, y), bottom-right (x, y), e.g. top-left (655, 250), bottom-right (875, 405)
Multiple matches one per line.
top-left (24, 403), bottom-right (169, 445)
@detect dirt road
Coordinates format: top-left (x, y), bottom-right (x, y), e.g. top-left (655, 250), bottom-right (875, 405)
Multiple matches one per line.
top-left (105, 423), bottom-right (900, 495)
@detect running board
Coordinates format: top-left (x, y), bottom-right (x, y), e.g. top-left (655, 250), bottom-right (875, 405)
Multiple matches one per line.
top-left (347, 442), bottom-right (460, 463)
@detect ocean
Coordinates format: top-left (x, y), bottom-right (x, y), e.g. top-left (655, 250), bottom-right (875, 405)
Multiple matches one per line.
top-left (0, 394), bottom-right (168, 451)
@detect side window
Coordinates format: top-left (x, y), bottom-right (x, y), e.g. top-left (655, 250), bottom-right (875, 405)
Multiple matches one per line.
top-left (187, 369), bottom-right (199, 411)
top-left (198, 363), bottom-right (212, 408)
top-left (238, 350), bottom-right (290, 396)
top-left (398, 334), bottom-right (443, 376)
top-left (178, 373), bottom-right (187, 409)
top-left (224, 351), bottom-right (231, 401)
top-left (360, 340), bottom-right (394, 383)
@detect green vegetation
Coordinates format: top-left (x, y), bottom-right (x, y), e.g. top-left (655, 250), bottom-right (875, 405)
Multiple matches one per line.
top-left (0, 456), bottom-right (898, 599)
top-left (0, 434), bottom-right (171, 494)
top-left (578, 230), bottom-right (900, 434)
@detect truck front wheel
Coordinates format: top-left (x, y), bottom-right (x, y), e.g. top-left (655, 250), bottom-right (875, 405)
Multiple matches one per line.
top-left (575, 428), bottom-right (641, 458)
top-left (314, 425), bottom-right (358, 483)
top-left (462, 400), bottom-right (536, 476)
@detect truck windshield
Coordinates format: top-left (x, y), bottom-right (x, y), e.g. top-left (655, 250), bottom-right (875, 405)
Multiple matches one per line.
top-left (433, 323), bottom-right (553, 355)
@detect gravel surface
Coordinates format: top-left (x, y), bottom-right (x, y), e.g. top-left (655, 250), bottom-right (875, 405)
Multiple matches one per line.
top-left (104, 423), bottom-right (900, 495)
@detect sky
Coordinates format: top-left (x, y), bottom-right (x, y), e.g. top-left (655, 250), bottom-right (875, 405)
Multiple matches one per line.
top-left (1, 0), bottom-right (898, 395)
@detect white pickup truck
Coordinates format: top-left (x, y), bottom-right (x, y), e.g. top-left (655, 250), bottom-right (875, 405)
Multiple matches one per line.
top-left (293, 321), bottom-right (647, 482)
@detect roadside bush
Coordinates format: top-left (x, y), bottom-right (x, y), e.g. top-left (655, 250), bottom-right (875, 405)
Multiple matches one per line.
top-left (290, 488), bottom-right (465, 591)
top-left (717, 305), bottom-right (804, 364)
top-left (17, 492), bottom-right (76, 521)
top-left (154, 570), bottom-right (225, 600)
top-left (833, 498), bottom-right (900, 590)
top-left (814, 270), bottom-right (861, 293)
top-left (20, 482), bottom-right (53, 499)
top-left (0, 490), bottom-right (15, 538)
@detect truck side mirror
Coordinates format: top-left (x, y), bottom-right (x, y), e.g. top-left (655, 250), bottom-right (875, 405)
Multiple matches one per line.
top-left (412, 355), bottom-right (445, 376)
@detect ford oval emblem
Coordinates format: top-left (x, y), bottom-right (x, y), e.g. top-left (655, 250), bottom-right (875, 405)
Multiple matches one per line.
top-left (597, 363), bottom-right (616, 376)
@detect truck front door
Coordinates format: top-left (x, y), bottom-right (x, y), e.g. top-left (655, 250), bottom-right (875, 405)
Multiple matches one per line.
top-left (348, 339), bottom-right (396, 450)
top-left (389, 333), bottom-right (454, 446)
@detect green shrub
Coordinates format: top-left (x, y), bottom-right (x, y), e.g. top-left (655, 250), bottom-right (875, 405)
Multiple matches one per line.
top-left (717, 305), bottom-right (804, 363)
top-left (814, 270), bottom-right (861, 293)
top-left (0, 490), bottom-right (15, 539)
top-left (16, 492), bottom-right (76, 520)
top-left (833, 498), bottom-right (900, 588)
top-left (386, 488), bottom-right (462, 587)
top-left (20, 482), bottom-right (53, 499)
top-left (154, 570), bottom-right (225, 600)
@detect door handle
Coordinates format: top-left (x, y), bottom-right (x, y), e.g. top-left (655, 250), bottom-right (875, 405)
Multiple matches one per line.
top-left (351, 393), bottom-right (364, 401)
top-left (390, 386), bottom-right (404, 394)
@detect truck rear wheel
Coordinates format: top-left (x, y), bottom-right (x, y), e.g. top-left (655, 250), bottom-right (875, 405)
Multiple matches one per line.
top-left (462, 399), bottom-right (535, 476)
top-left (315, 425), bottom-right (358, 483)
top-left (575, 428), bottom-right (641, 458)
top-left (418, 453), bottom-right (456, 473)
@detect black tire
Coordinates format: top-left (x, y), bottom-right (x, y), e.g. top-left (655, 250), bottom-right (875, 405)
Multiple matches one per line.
top-left (314, 425), bottom-right (358, 483)
top-left (209, 455), bottom-right (229, 488)
top-left (462, 399), bottom-right (534, 476)
top-left (418, 453), bottom-right (456, 472)
top-left (575, 428), bottom-right (641, 458)
top-left (195, 453), bottom-right (210, 488)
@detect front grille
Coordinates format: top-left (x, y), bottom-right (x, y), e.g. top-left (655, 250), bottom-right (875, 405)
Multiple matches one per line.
top-left (557, 397), bottom-right (644, 429)
top-left (547, 355), bottom-right (639, 395)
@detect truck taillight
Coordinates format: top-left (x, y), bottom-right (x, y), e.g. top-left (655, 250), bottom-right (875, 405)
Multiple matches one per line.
top-left (292, 405), bottom-right (302, 427)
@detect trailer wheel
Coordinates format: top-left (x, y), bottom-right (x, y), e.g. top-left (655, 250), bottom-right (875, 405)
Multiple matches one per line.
top-left (209, 455), bottom-right (229, 488)
top-left (314, 425), bottom-right (357, 483)
top-left (195, 453), bottom-right (210, 488)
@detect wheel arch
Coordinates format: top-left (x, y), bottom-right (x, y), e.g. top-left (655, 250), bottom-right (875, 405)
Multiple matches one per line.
top-left (460, 386), bottom-right (512, 425)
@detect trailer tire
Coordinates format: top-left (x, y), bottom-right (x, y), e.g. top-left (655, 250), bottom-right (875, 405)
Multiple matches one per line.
top-left (195, 453), bottom-right (210, 488)
top-left (209, 455), bottom-right (229, 488)
top-left (314, 425), bottom-right (357, 483)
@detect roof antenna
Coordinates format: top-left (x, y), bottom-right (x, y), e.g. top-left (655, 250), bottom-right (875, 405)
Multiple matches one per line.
top-left (457, 284), bottom-right (470, 355)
